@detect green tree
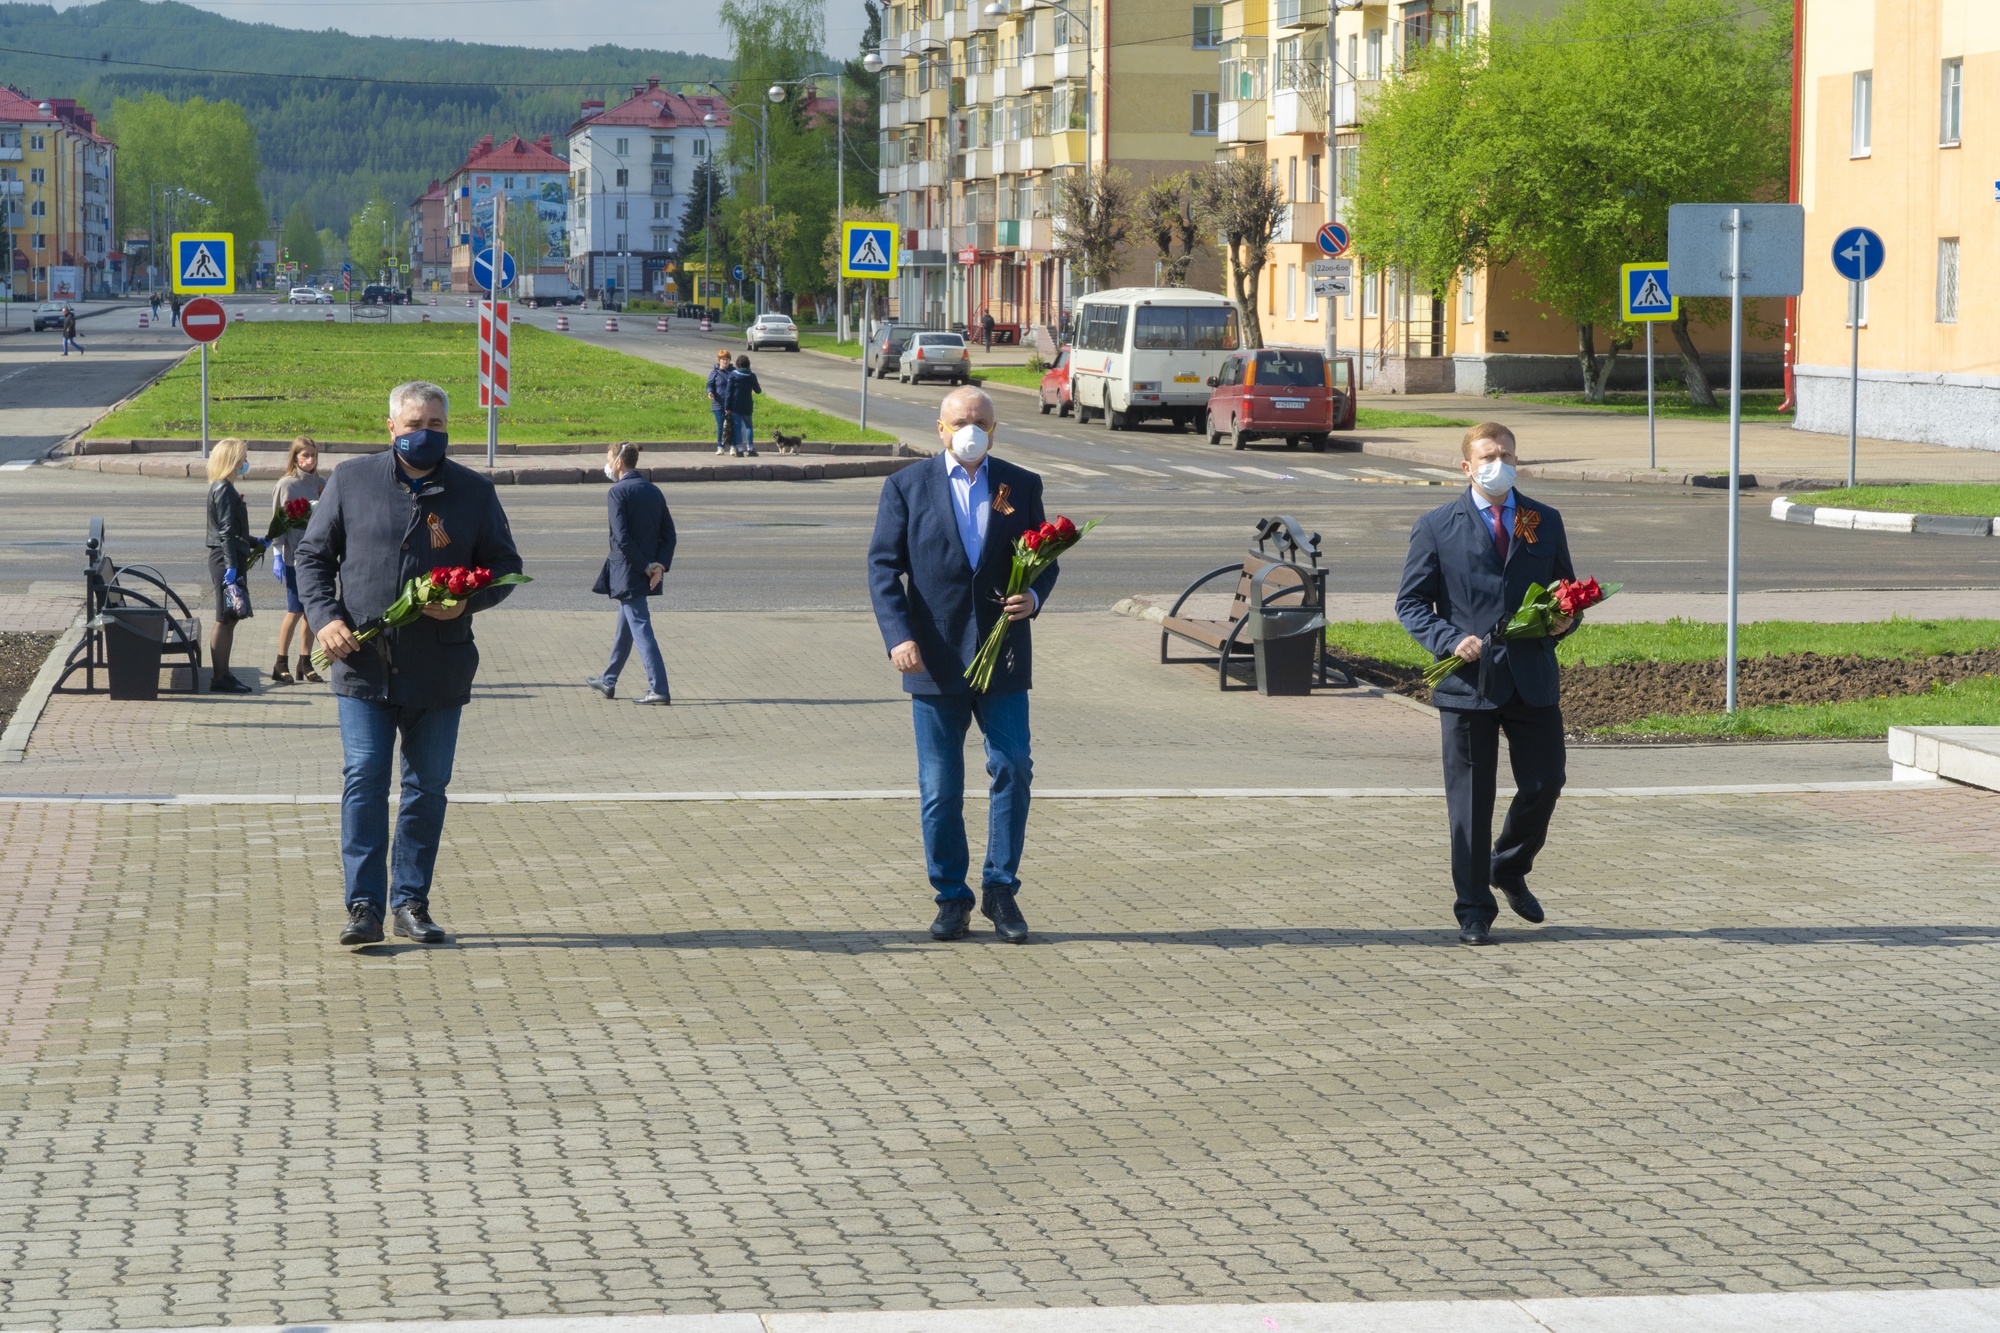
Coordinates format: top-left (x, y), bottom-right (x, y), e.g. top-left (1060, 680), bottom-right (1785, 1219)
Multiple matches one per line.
top-left (317, 228), bottom-right (349, 276)
top-left (1052, 167), bottom-right (1135, 296)
top-left (1133, 171), bottom-right (1205, 288)
top-left (280, 200), bottom-right (322, 275)
top-left (105, 92), bottom-right (266, 283)
top-left (346, 192), bottom-right (400, 283)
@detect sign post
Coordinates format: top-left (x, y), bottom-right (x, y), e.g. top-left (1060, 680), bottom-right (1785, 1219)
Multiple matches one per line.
top-left (1669, 202), bottom-right (1804, 713)
top-left (479, 300), bottom-right (511, 469)
top-left (180, 296), bottom-right (228, 458)
top-left (840, 223), bottom-right (898, 433)
top-left (1314, 225), bottom-right (1351, 371)
top-left (1831, 227), bottom-right (1885, 488)
top-left (1620, 262), bottom-right (1678, 469)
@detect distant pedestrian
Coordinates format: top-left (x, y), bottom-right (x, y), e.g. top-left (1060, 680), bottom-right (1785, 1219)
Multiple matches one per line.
top-left (149, 291), bottom-right (161, 321)
top-left (204, 437), bottom-right (260, 694)
top-left (706, 349), bottom-right (733, 456)
top-left (268, 436), bottom-right (326, 685)
top-left (59, 306), bottom-right (81, 355)
top-left (294, 380), bottom-right (526, 949)
top-left (980, 309), bottom-right (996, 350)
top-left (584, 443), bottom-right (677, 706)
top-left (728, 353), bottom-right (762, 458)
top-left (169, 293), bottom-right (182, 327)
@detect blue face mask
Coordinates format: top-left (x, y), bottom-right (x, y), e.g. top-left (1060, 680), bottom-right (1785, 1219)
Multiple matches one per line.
top-left (394, 429), bottom-right (449, 471)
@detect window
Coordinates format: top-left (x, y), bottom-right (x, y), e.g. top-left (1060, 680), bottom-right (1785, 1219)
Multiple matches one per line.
top-left (1362, 269), bottom-right (1379, 317)
top-left (1287, 156), bottom-right (1298, 202)
top-left (1345, 34), bottom-right (1357, 83)
top-left (653, 168), bottom-right (672, 190)
top-left (29, 167), bottom-right (43, 184)
top-left (1077, 303), bottom-right (1128, 352)
top-left (615, 201), bottom-right (628, 219)
top-left (1941, 58), bottom-right (1963, 145)
top-left (616, 232), bottom-right (627, 249)
top-left (1851, 70), bottom-right (1872, 156)
top-left (1465, 3), bottom-right (1478, 34)
top-left (653, 201), bottom-right (667, 219)
top-left (1285, 263), bottom-right (1297, 320)
top-left (615, 137), bottom-right (630, 155)
top-left (29, 134), bottom-right (43, 151)
top-left (1306, 154), bottom-right (1320, 203)
top-left (1191, 91), bottom-right (1218, 135)
top-left (693, 139), bottom-right (706, 158)
top-left (1937, 238), bottom-right (1960, 323)
top-left (616, 168), bottom-right (631, 186)
top-left (29, 199), bottom-right (43, 217)
top-left (30, 233), bottom-right (44, 250)
top-left (1019, 15), bottom-right (1036, 55)
top-left (1255, 349), bottom-right (1325, 385)
top-left (1460, 268), bottom-right (1476, 322)
top-left (1187, 305), bottom-right (1241, 349)
top-left (1366, 28), bottom-right (1382, 78)
top-left (1192, 5), bottom-right (1221, 49)
top-left (1134, 306), bottom-right (1190, 349)
top-left (575, 167), bottom-right (588, 190)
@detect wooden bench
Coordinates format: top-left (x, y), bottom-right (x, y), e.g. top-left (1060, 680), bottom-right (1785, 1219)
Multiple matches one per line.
top-left (1159, 516), bottom-right (1356, 691)
top-left (54, 517), bottom-right (204, 693)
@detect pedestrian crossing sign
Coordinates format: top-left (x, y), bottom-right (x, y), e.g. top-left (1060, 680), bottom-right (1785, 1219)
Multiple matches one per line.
top-left (841, 222), bottom-right (898, 279)
top-left (172, 232), bottom-right (235, 295)
top-left (1620, 262), bottom-right (1676, 322)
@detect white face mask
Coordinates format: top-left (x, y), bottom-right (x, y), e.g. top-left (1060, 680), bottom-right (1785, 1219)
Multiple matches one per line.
top-left (1473, 458), bottom-right (1515, 495)
top-left (604, 462), bottom-right (619, 481)
top-left (949, 422), bottom-right (991, 464)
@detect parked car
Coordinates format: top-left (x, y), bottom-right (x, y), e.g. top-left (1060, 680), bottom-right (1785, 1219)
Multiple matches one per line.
top-left (359, 284), bottom-right (407, 306)
top-left (746, 312), bottom-right (799, 351)
top-left (1067, 286), bottom-right (1240, 431)
top-left (1204, 348), bottom-right (1357, 451)
top-left (865, 323), bottom-right (927, 379)
top-left (286, 286), bottom-right (331, 304)
top-left (1038, 346), bottom-right (1073, 416)
top-left (899, 331), bottom-right (970, 386)
top-left (31, 302), bottom-right (67, 332)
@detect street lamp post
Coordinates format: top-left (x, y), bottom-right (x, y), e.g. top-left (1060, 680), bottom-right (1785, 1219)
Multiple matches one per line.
top-left (705, 84), bottom-right (776, 316)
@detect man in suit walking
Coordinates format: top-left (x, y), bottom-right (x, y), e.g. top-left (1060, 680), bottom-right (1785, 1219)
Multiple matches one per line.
top-left (1397, 422), bottom-right (1577, 946)
top-left (868, 386), bottom-right (1058, 944)
top-left (585, 443), bottom-right (676, 705)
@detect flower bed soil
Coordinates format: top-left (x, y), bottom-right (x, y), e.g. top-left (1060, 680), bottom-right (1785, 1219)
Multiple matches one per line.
top-left (0, 633), bottom-right (58, 732)
top-left (1328, 642), bottom-right (2000, 736)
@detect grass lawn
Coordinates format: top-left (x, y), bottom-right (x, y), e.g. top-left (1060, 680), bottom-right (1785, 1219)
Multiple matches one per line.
top-left (798, 332), bottom-right (864, 359)
top-left (1354, 406), bottom-right (1476, 430)
top-left (91, 323), bottom-right (894, 444)
top-left (1509, 390), bottom-right (1792, 424)
top-left (1608, 676), bottom-right (2000, 738)
top-left (1327, 617), bottom-right (2000, 669)
top-left (1789, 484), bottom-right (2000, 517)
top-left (973, 364), bottom-right (1046, 390)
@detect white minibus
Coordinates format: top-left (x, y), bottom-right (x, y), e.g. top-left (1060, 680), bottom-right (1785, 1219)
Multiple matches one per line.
top-left (1065, 287), bottom-right (1241, 432)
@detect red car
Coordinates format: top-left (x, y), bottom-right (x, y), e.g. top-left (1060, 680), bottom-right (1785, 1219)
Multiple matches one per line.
top-left (1037, 346), bottom-right (1073, 416)
top-left (1204, 348), bottom-right (1356, 450)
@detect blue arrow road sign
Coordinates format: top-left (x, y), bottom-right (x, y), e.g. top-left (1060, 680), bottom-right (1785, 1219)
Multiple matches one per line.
top-left (472, 248), bottom-right (517, 293)
top-left (1315, 222), bottom-right (1351, 257)
top-left (1831, 227), bottom-right (1885, 282)
top-left (732, 264), bottom-right (746, 282)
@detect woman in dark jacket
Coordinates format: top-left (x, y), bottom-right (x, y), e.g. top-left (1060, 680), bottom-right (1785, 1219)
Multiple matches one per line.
top-left (204, 437), bottom-right (261, 693)
top-left (729, 353), bottom-right (762, 458)
top-left (705, 349), bottom-right (734, 456)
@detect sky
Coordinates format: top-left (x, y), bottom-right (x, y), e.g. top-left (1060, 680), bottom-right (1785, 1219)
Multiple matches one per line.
top-left (50, 0), bottom-right (874, 62)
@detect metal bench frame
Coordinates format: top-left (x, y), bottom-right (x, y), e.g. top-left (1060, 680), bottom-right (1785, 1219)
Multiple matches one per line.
top-left (53, 518), bottom-right (204, 694)
top-left (1159, 515), bottom-right (1357, 691)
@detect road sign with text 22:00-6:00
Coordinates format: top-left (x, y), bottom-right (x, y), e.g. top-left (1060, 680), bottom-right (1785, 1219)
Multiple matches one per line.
top-left (171, 233), bottom-right (234, 295)
top-left (1620, 263), bottom-right (1677, 322)
top-left (842, 222), bottom-right (899, 279)
top-left (479, 301), bottom-right (511, 408)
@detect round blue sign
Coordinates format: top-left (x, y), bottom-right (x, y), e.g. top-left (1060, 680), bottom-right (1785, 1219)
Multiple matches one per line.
top-left (472, 248), bottom-right (517, 293)
top-left (1316, 222), bottom-right (1351, 257)
top-left (1831, 227), bottom-right (1885, 282)
top-left (732, 264), bottom-right (746, 282)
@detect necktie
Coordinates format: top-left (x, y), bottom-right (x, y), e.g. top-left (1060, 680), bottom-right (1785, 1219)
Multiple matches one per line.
top-left (1490, 503), bottom-right (1510, 562)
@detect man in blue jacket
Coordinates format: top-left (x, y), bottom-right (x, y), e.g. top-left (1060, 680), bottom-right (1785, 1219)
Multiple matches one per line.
top-left (585, 443), bottom-right (676, 705)
top-left (868, 386), bottom-right (1058, 943)
top-left (295, 380), bottom-right (524, 949)
top-left (1396, 422), bottom-right (1577, 946)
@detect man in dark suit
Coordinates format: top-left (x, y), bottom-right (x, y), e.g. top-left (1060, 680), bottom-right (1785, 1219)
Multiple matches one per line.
top-left (1397, 422), bottom-right (1577, 946)
top-left (868, 386), bottom-right (1059, 944)
top-left (586, 443), bottom-right (676, 706)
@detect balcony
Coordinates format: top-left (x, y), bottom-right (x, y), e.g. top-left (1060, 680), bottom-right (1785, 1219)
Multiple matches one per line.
top-left (1272, 82), bottom-right (1325, 137)
top-left (0, 145), bottom-right (21, 161)
top-left (1272, 0), bottom-right (1328, 30)
top-left (1018, 136), bottom-right (1055, 170)
top-left (970, 1), bottom-right (1000, 30)
top-left (918, 227), bottom-right (947, 252)
top-left (914, 86), bottom-right (950, 122)
top-left (1020, 52), bottom-right (1054, 90)
top-left (990, 65), bottom-right (1018, 99)
top-left (962, 72), bottom-right (988, 105)
top-left (1052, 45), bottom-right (1089, 82)
top-left (1219, 99), bottom-right (1266, 144)
top-left (650, 181), bottom-right (675, 198)
top-left (0, 179), bottom-right (21, 196)
top-left (1051, 128), bottom-right (1087, 165)
top-left (1275, 200), bottom-right (1325, 244)
top-left (879, 164), bottom-right (903, 193)
top-left (1334, 78), bottom-right (1382, 128)
top-left (961, 147), bottom-right (993, 179)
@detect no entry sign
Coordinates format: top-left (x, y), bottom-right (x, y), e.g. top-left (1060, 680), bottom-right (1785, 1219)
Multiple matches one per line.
top-left (181, 297), bottom-right (227, 344)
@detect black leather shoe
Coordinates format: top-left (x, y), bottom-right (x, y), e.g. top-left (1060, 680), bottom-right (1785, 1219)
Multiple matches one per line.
top-left (339, 903), bottom-right (384, 946)
top-left (585, 674), bottom-right (616, 699)
top-left (210, 672), bottom-right (253, 694)
top-left (981, 887), bottom-right (1029, 943)
top-left (1458, 918), bottom-right (1494, 946)
top-left (392, 905), bottom-right (447, 944)
top-left (1493, 875), bottom-right (1545, 924)
top-left (930, 899), bottom-right (973, 941)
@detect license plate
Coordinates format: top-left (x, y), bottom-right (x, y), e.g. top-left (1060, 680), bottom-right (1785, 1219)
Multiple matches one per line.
top-left (1273, 398), bottom-right (1307, 410)
top-left (1173, 373), bottom-right (1201, 382)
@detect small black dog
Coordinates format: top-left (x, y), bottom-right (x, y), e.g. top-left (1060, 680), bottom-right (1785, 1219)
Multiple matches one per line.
top-left (773, 429), bottom-right (803, 455)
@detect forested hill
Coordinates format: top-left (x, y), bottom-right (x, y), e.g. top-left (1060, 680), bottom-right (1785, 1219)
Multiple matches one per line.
top-left (0, 0), bottom-right (730, 227)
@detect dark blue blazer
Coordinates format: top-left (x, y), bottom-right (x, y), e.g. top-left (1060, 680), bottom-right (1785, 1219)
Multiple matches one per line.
top-left (1396, 488), bottom-right (1576, 710)
top-left (868, 453), bottom-right (1059, 696)
top-left (592, 472), bottom-right (677, 599)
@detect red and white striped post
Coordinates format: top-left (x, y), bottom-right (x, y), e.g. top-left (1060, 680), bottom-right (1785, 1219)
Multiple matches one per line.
top-left (479, 299), bottom-right (511, 468)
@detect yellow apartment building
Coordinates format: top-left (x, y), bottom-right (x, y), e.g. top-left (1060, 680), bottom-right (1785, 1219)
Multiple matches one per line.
top-left (874, 0), bottom-right (1224, 335)
top-left (1794, 0), bottom-right (1997, 448)
top-left (0, 89), bottom-right (117, 301)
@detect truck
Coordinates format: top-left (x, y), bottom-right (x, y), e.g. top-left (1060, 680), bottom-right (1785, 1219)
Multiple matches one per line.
top-left (516, 273), bottom-right (582, 308)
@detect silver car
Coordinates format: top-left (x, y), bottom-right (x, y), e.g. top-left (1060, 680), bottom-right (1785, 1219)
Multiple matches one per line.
top-left (746, 313), bottom-right (799, 351)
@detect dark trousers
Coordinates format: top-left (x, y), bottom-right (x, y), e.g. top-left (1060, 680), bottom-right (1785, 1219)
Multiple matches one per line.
top-left (1440, 695), bottom-right (1565, 928)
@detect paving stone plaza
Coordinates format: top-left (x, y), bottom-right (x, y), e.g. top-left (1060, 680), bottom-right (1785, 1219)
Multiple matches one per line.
top-left (3, 608), bottom-right (1998, 1330)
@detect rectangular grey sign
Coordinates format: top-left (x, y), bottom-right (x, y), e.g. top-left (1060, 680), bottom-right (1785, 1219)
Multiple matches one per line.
top-left (1667, 203), bottom-right (1805, 297)
top-left (1310, 259), bottom-right (1353, 279)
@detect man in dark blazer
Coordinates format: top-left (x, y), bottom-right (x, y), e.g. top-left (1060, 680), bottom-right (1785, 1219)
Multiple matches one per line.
top-left (868, 386), bottom-right (1059, 944)
top-left (585, 443), bottom-right (677, 705)
top-left (296, 380), bottom-right (524, 949)
top-left (1397, 422), bottom-right (1577, 946)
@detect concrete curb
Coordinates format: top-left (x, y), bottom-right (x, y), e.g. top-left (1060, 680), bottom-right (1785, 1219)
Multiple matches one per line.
top-left (0, 610), bottom-right (86, 762)
top-left (1770, 495), bottom-right (1998, 537)
top-left (54, 453), bottom-right (928, 485)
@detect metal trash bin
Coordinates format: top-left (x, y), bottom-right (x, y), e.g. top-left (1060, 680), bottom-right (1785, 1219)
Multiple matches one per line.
top-left (96, 607), bottom-right (168, 701)
top-left (1247, 565), bottom-right (1325, 696)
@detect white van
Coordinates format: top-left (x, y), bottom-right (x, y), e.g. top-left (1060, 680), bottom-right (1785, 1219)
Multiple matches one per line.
top-left (1066, 287), bottom-right (1242, 432)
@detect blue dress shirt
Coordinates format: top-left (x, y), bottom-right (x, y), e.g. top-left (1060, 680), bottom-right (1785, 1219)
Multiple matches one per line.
top-left (1471, 487), bottom-right (1515, 551)
top-left (946, 454), bottom-right (991, 568)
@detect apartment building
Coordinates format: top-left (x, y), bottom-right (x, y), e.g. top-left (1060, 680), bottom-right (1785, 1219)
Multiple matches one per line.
top-left (1794, 0), bottom-right (1997, 448)
top-left (874, 0), bottom-right (1224, 333)
top-left (409, 179), bottom-right (450, 291)
top-left (0, 88), bottom-right (117, 300)
top-left (444, 134), bottom-right (570, 293)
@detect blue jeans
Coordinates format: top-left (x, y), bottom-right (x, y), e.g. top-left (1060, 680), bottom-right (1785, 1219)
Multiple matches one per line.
top-left (604, 594), bottom-right (669, 695)
top-left (912, 690), bottom-right (1032, 903)
top-left (711, 404), bottom-right (728, 447)
top-left (735, 413), bottom-right (755, 452)
top-left (336, 696), bottom-right (462, 914)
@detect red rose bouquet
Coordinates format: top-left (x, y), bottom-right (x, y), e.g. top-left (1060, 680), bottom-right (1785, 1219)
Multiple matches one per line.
top-left (1420, 576), bottom-right (1621, 689)
top-left (964, 514), bottom-right (1102, 693)
top-left (310, 564), bottom-right (532, 675)
top-left (246, 497), bottom-right (315, 569)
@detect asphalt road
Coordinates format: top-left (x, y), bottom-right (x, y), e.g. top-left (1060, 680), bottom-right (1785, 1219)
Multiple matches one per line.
top-left (1, 298), bottom-right (1994, 611)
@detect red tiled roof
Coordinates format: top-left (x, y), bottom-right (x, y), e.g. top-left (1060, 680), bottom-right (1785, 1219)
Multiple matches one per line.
top-left (567, 82), bottom-right (733, 135)
top-left (446, 133), bottom-right (569, 180)
top-left (0, 88), bottom-right (112, 143)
